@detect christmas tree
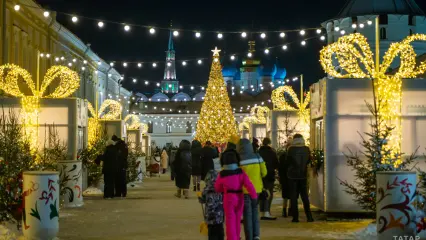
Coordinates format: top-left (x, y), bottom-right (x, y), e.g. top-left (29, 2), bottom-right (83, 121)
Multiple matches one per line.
top-left (195, 47), bottom-right (238, 144)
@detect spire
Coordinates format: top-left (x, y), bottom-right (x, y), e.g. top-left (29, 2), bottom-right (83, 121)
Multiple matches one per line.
top-left (161, 21), bottom-right (178, 92)
top-left (168, 21), bottom-right (174, 51)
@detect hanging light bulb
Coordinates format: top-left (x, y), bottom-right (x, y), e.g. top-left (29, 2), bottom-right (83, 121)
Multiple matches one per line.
top-left (214, 58), bottom-right (219, 62)
top-left (352, 23), bottom-right (357, 29)
top-left (167, 62), bottom-right (171, 67)
top-left (320, 35), bottom-right (326, 41)
top-left (247, 52), bottom-right (252, 57)
top-left (61, 56), bottom-right (65, 61)
top-left (260, 33), bottom-right (266, 39)
top-left (98, 21), bottom-right (104, 28)
top-left (191, 86), bottom-right (194, 90)
top-left (124, 25), bottom-right (131, 31)
top-left (14, 5), bottom-right (20, 11)
top-left (138, 63), bottom-right (142, 68)
top-left (195, 32), bottom-right (201, 38)
top-left (282, 45), bottom-right (288, 50)
top-left (145, 81), bottom-right (149, 85)
top-left (300, 30), bottom-right (306, 35)
top-left (110, 62), bottom-right (114, 67)
top-left (68, 62), bottom-right (72, 67)
top-left (72, 58), bottom-right (77, 62)
top-left (133, 78), bottom-right (137, 83)
top-left (83, 60), bottom-right (87, 64)
top-left (72, 16), bottom-right (78, 23)
top-left (40, 53), bottom-right (45, 58)
top-left (55, 57), bottom-right (59, 62)
top-left (230, 55), bottom-right (235, 60)
top-left (280, 32), bottom-right (285, 38)
top-left (173, 30), bottom-right (179, 36)
top-left (316, 29), bottom-right (322, 34)
top-left (301, 40), bottom-right (306, 46)
top-left (217, 33), bottom-right (223, 39)
top-left (241, 32), bottom-right (247, 38)
top-left (123, 62), bottom-right (128, 67)
top-left (264, 49), bottom-right (270, 54)
top-left (340, 30), bottom-right (346, 35)
top-left (156, 83), bottom-right (160, 87)
top-left (367, 20), bottom-right (373, 25)
top-left (149, 28), bottom-right (156, 34)
top-left (182, 61), bottom-right (187, 66)
top-left (97, 61), bottom-right (102, 65)
top-left (359, 23), bottom-right (365, 28)
top-left (197, 59), bottom-right (202, 64)
top-left (152, 63), bottom-right (157, 67)
top-left (43, 11), bottom-right (50, 18)
top-left (334, 27), bottom-right (340, 31)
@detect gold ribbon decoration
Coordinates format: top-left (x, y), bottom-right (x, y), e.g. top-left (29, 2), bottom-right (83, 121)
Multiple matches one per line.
top-left (271, 85), bottom-right (311, 144)
top-left (87, 99), bottom-right (122, 147)
top-left (238, 116), bottom-right (257, 132)
top-left (124, 114), bottom-right (149, 133)
top-left (319, 33), bottom-right (426, 160)
top-left (0, 64), bottom-right (80, 151)
top-left (249, 106), bottom-right (270, 124)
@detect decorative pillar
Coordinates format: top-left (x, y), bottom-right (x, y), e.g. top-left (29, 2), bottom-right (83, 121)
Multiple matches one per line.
top-left (23, 171), bottom-right (59, 240)
top-left (58, 161), bottom-right (84, 208)
top-left (376, 171), bottom-right (417, 240)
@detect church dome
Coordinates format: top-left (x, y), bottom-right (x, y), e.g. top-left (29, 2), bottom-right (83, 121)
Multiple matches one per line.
top-left (274, 68), bottom-right (287, 80)
top-left (171, 92), bottom-right (191, 102)
top-left (258, 64), bottom-right (277, 77)
top-left (151, 92), bottom-right (169, 102)
top-left (222, 66), bottom-right (238, 78)
top-left (193, 92), bottom-right (205, 101)
top-left (337, 0), bottom-right (425, 18)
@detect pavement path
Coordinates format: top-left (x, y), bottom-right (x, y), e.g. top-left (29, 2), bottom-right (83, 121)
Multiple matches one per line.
top-left (58, 175), bottom-right (370, 240)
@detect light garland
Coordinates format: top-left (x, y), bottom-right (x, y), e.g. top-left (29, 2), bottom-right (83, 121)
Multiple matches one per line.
top-left (194, 47), bottom-right (238, 144)
top-left (124, 114), bottom-right (142, 130)
top-left (249, 106), bottom-right (271, 124)
top-left (320, 33), bottom-right (426, 164)
top-left (87, 99), bottom-right (122, 147)
top-left (0, 64), bottom-right (79, 151)
top-left (271, 85), bottom-right (311, 143)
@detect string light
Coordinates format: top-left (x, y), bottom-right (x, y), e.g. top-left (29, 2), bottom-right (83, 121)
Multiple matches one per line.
top-left (241, 32), bottom-right (247, 38)
top-left (149, 28), bottom-right (156, 34)
top-left (260, 33), bottom-right (266, 39)
top-left (145, 81), bottom-right (149, 85)
top-left (320, 35), bottom-right (326, 41)
top-left (55, 57), bottom-right (59, 62)
top-left (81, 66), bottom-right (85, 70)
top-left (197, 59), bottom-right (202, 64)
top-left (110, 62), bottom-right (114, 67)
top-left (280, 32), bottom-right (285, 38)
top-left (87, 100), bottom-right (122, 147)
top-left (68, 63), bottom-right (72, 67)
top-left (300, 30), bottom-right (306, 36)
top-left (167, 62), bottom-right (172, 67)
top-left (138, 63), bottom-right (142, 68)
top-left (152, 63), bottom-right (157, 67)
top-left (247, 52), bottom-right (253, 57)
top-left (359, 23), bottom-right (365, 28)
top-left (123, 62), bottom-right (128, 67)
top-left (72, 58), bottom-right (77, 62)
top-left (98, 21), bottom-right (104, 28)
top-left (282, 45), bottom-right (288, 50)
top-left (14, 5), bottom-right (20, 11)
top-left (72, 16), bottom-right (78, 23)
top-left (46, 54), bottom-right (50, 58)
top-left (340, 30), bottom-right (346, 35)
top-left (316, 29), bottom-right (322, 34)
top-left (83, 60), bottom-right (87, 64)
top-left (301, 40), bottom-right (306, 46)
top-left (124, 25), bottom-right (131, 31)
top-left (173, 30), bottom-right (179, 36)
top-left (195, 32), bottom-right (201, 38)
top-left (217, 33), bottom-right (223, 39)
top-left (97, 61), bottom-right (102, 65)
top-left (264, 49), bottom-right (270, 54)
top-left (40, 53), bottom-right (45, 58)
top-left (43, 11), bottom-right (50, 17)
top-left (352, 24), bottom-right (357, 29)
top-left (133, 78), bottom-right (137, 83)
top-left (230, 55), bottom-right (235, 60)
top-left (182, 61), bottom-right (187, 66)
top-left (334, 27), bottom-right (340, 31)
top-left (367, 20), bottom-right (373, 25)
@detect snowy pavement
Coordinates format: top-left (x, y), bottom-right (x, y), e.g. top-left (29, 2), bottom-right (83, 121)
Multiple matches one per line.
top-left (56, 176), bottom-right (372, 240)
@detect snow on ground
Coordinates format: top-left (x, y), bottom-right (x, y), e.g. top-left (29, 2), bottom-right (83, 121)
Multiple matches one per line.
top-left (83, 186), bottom-right (103, 196)
top-left (352, 223), bottom-right (376, 239)
top-left (0, 224), bottom-right (17, 240)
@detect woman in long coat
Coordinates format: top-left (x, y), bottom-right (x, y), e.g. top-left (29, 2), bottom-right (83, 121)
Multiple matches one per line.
top-left (161, 148), bottom-right (168, 174)
top-left (191, 140), bottom-right (202, 191)
top-left (172, 140), bottom-right (192, 199)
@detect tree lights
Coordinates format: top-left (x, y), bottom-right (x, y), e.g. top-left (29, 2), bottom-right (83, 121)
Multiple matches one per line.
top-left (194, 47), bottom-right (238, 144)
top-left (320, 33), bottom-right (426, 161)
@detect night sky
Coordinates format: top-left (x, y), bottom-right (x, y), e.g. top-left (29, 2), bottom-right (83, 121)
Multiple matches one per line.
top-left (37, 0), bottom-right (426, 95)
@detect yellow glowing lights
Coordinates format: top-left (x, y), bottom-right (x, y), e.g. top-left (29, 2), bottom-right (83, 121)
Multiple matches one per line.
top-left (319, 33), bottom-right (426, 161)
top-left (87, 100), bottom-right (122, 147)
top-left (194, 47), bottom-right (238, 144)
top-left (0, 64), bottom-right (80, 151)
top-left (124, 114), bottom-right (142, 130)
top-left (249, 106), bottom-right (270, 124)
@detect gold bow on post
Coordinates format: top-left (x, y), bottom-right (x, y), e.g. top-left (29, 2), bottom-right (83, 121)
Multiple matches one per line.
top-left (124, 114), bottom-right (148, 133)
top-left (271, 85), bottom-right (311, 143)
top-left (238, 106), bottom-right (270, 132)
top-left (0, 64), bottom-right (80, 151)
top-left (319, 33), bottom-right (426, 160)
top-left (87, 99), bottom-right (122, 147)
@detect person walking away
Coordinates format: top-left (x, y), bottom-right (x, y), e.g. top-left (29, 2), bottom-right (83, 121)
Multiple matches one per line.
top-left (278, 138), bottom-right (293, 217)
top-left (112, 135), bottom-right (129, 198)
top-left (173, 140), bottom-right (192, 199)
top-left (238, 138), bottom-right (267, 240)
top-left (199, 169), bottom-right (224, 240)
top-left (161, 148), bottom-right (169, 174)
top-left (201, 141), bottom-right (218, 181)
top-left (191, 140), bottom-right (203, 191)
top-left (101, 140), bottom-right (118, 199)
top-left (258, 137), bottom-right (279, 220)
top-left (287, 134), bottom-right (314, 222)
top-left (215, 145), bottom-right (257, 240)
top-left (252, 137), bottom-right (260, 153)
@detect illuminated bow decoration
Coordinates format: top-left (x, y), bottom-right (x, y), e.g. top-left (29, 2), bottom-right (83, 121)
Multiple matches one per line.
top-left (87, 99), bottom-right (122, 147)
top-left (238, 116), bottom-right (256, 131)
top-left (320, 33), bottom-right (426, 157)
top-left (249, 106), bottom-right (270, 124)
top-left (124, 114), bottom-right (148, 133)
top-left (272, 86), bottom-right (311, 124)
top-left (0, 64), bottom-right (79, 151)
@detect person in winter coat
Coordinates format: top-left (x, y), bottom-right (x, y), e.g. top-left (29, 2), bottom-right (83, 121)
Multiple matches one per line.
top-left (102, 140), bottom-right (118, 199)
top-left (112, 135), bottom-right (129, 198)
top-left (173, 140), bottom-right (192, 199)
top-left (287, 134), bottom-right (314, 222)
top-left (199, 169), bottom-right (224, 240)
top-left (161, 148), bottom-right (169, 174)
top-left (258, 137), bottom-right (279, 220)
top-left (252, 137), bottom-right (260, 153)
top-left (191, 140), bottom-right (203, 191)
top-left (201, 141), bottom-right (218, 181)
top-left (278, 138), bottom-right (293, 217)
top-left (238, 138), bottom-right (267, 240)
top-left (215, 146), bottom-right (257, 240)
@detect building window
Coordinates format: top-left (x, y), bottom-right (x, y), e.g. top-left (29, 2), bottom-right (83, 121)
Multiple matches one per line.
top-left (186, 121), bottom-right (192, 133)
top-left (379, 14), bottom-right (388, 25)
top-left (380, 27), bottom-right (387, 40)
top-left (148, 122), bottom-right (153, 133)
top-left (166, 122), bottom-right (172, 133)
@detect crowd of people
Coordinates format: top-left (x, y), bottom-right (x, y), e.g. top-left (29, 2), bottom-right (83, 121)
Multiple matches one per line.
top-left (97, 135), bottom-right (129, 199)
top-left (171, 134), bottom-right (314, 240)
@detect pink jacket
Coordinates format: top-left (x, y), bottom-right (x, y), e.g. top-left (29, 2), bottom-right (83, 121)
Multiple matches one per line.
top-left (215, 168), bottom-right (257, 199)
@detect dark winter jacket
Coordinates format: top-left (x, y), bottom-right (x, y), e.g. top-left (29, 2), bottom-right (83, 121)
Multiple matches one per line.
top-left (191, 140), bottom-right (203, 176)
top-left (278, 151), bottom-right (291, 199)
top-left (115, 139), bottom-right (129, 170)
top-left (258, 145), bottom-right (279, 182)
top-left (102, 144), bottom-right (118, 174)
top-left (199, 170), bottom-right (224, 225)
top-left (173, 140), bottom-right (192, 188)
top-left (220, 148), bottom-right (241, 167)
top-left (201, 146), bottom-right (218, 180)
top-left (287, 138), bottom-right (311, 180)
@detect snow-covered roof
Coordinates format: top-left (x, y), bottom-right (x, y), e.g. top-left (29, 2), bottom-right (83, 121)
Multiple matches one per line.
top-left (171, 92), bottom-right (191, 102)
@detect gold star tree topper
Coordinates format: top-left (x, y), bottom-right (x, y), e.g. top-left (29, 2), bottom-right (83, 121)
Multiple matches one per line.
top-left (211, 47), bottom-right (221, 56)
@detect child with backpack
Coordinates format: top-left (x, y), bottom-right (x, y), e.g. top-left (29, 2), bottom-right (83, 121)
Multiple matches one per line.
top-left (199, 169), bottom-right (224, 240)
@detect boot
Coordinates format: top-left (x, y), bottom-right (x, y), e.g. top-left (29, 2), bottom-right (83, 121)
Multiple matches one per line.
top-left (193, 186), bottom-right (197, 192)
top-left (282, 208), bottom-right (288, 218)
top-left (261, 212), bottom-right (277, 220)
top-left (306, 211), bottom-right (314, 222)
top-left (197, 183), bottom-right (201, 191)
top-left (183, 189), bottom-right (189, 199)
top-left (174, 189), bottom-right (181, 198)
